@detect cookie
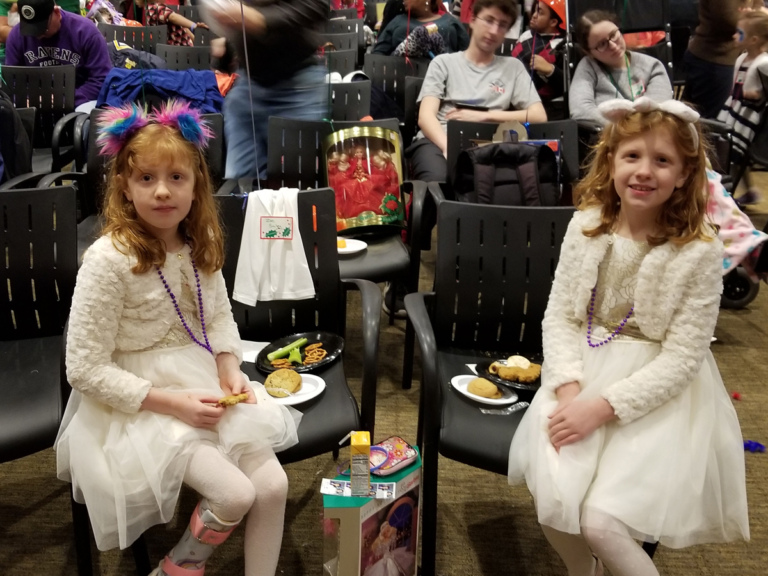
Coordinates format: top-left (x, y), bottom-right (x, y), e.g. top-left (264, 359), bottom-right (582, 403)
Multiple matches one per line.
top-left (218, 393), bottom-right (249, 406)
top-left (265, 368), bottom-right (302, 398)
top-left (496, 363), bottom-right (542, 383)
top-left (467, 377), bottom-right (503, 399)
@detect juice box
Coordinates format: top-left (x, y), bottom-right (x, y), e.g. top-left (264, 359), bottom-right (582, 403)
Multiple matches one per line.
top-left (350, 431), bottom-right (370, 497)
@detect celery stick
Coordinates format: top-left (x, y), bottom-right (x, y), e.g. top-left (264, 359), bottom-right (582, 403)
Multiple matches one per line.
top-left (288, 347), bottom-right (303, 365)
top-left (267, 338), bottom-right (308, 362)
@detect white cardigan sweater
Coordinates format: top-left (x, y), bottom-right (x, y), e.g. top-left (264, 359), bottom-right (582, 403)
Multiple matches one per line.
top-left (66, 235), bottom-right (243, 414)
top-left (542, 209), bottom-right (723, 424)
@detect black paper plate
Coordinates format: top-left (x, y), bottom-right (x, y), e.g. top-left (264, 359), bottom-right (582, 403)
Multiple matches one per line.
top-left (475, 357), bottom-right (542, 401)
top-left (255, 331), bottom-right (344, 375)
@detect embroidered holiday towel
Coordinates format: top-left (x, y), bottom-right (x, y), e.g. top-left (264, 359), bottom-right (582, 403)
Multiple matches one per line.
top-left (233, 188), bottom-right (316, 303)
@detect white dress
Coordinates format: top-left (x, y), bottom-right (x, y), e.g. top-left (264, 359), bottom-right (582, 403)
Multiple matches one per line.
top-left (508, 235), bottom-right (749, 548)
top-left (56, 244), bottom-right (301, 551)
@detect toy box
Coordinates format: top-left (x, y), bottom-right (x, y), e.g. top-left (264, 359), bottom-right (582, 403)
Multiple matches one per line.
top-left (323, 449), bottom-right (421, 576)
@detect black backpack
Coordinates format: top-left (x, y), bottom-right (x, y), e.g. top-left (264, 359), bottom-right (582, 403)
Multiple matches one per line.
top-left (452, 141), bottom-right (560, 206)
top-left (0, 91), bottom-right (33, 184)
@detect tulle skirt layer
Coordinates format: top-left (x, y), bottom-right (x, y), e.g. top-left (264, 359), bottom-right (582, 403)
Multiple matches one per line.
top-left (55, 345), bottom-right (301, 550)
top-left (508, 337), bottom-right (749, 548)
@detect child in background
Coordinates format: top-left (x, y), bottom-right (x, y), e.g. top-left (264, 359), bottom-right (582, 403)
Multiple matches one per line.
top-left (509, 97), bottom-right (749, 576)
top-left (717, 10), bottom-right (768, 205)
top-left (55, 101), bottom-right (300, 576)
top-left (139, 0), bottom-right (209, 47)
top-left (512, 0), bottom-right (566, 106)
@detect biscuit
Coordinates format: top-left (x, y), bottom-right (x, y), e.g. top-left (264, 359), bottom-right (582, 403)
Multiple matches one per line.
top-left (265, 368), bottom-right (302, 398)
top-left (218, 393), bottom-right (249, 406)
top-left (496, 363), bottom-right (542, 383)
top-left (467, 377), bottom-right (503, 399)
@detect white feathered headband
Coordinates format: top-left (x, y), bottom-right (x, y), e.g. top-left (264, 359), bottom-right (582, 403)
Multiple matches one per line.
top-left (597, 97), bottom-right (701, 150)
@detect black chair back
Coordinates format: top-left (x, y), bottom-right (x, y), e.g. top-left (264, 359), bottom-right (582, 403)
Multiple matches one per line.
top-left (330, 8), bottom-right (357, 19)
top-left (403, 76), bottom-right (423, 147)
top-left (217, 189), bottom-right (344, 339)
top-left (322, 48), bottom-right (358, 77)
top-left (325, 17), bottom-right (365, 57)
top-left (156, 43), bottom-right (212, 71)
top-left (363, 54), bottom-right (431, 109)
top-left (0, 65), bottom-right (76, 149)
top-left (330, 81), bottom-right (372, 121)
top-left (97, 23), bottom-right (167, 54)
top-left (495, 38), bottom-right (516, 56)
top-left (193, 27), bottom-right (219, 46)
top-left (446, 120), bottom-right (497, 183)
top-left (321, 31), bottom-right (359, 54)
top-left (431, 201), bottom-right (574, 355)
top-left (527, 119), bottom-right (580, 184)
top-left (0, 187), bottom-right (78, 340)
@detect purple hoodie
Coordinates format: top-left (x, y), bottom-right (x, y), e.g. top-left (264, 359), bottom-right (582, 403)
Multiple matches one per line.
top-left (5, 10), bottom-right (112, 107)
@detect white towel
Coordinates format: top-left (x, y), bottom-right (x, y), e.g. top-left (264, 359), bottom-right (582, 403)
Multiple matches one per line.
top-left (233, 188), bottom-right (316, 304)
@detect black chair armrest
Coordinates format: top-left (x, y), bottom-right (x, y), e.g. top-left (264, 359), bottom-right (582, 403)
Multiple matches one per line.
top-left (0, 172), bottom-right (50, 190)
top-left (342, 278), bottom-right (381, 436)
top-left (427, 181), bottom-right (447, 205)
top-left (576, 119), bottom-right (603, 134)
top-left (217, 178), bottom-right (243, 196)
top-left (73, 113), bottom-right (91, 171)
top-left (37, 171), bottom-right (88, 187)
top-left (700, 118), bottom-right (730, 135)
top-left (52, 111), bottom-right (85, 172)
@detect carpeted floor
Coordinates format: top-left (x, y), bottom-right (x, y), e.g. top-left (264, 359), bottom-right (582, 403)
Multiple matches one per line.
top-left (2, 180), bottom-right (767, 575)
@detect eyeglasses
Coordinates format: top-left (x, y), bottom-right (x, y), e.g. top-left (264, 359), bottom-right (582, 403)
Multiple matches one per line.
top-left (475, 15), bottom-right (512, 32)
top-left (591, 28), bottom-right (622, 52)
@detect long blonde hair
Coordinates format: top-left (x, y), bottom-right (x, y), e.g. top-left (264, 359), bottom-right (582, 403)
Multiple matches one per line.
top-left (101, 123), bottom-right (224, 274)
top-left (573, 109), bottom-right (712, 246)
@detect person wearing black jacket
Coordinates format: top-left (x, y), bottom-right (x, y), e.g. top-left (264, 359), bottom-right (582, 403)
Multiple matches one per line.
top-left (206, 0), bottom-right (329, 179)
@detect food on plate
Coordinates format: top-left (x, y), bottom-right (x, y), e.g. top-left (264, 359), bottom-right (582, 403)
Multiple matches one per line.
top-left (489, 355), bottom-right (541, 383)
top-left (217, 393), bottom-right (249, 406)
top-left (337, 239), bottom-right (347, 249)
top-left (265, 368), bottom-right (303, 398)
top-left (303, 343), bottom-right (328, 365)
top-left (267, 337), bottom-right (308, 362)
top-left (467, 377), bottom-right (503, 399)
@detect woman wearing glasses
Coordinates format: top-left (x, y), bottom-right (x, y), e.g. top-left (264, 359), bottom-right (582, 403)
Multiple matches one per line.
top-left (568, 10), bottom-right (672, 126)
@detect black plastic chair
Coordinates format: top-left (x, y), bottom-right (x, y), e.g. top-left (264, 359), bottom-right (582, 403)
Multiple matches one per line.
top-left (494, 37), bottom-right (517, 56)
top-left (321, 48), bottom-right (358, 77)
top-left (330, 7), bottom-right (357, 19)
top-left (330, 80), bottom-right (372, 120)
top-left (402, 76), bottom-right (424, 148)
top-left (321, 31), bottom-right (360, 55)
top-left (97, 23), bottom-right (168, 54)
top-left (0, 65), bottom-right (79, 174)
top-left (0, 186), bottom-right (83, 568)
top-left (363, 54), bottom-right (431, 112)
top-left (405, 201), bottom-right (575, 576)
top-left (193, 27), bottom-right (219, 46)
top-left (443, 119), bottom-right (580, 198)
top-left (325, 18), bottom-right (366, 61)
top-left (217, 187), bottom-right (381, 462)
top-left (262, 116), bottom-right (432, 389)
top-left (156, 43), bottom-right (212, 71)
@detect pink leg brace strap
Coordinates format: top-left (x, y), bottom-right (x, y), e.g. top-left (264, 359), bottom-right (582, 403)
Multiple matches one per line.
top-left (188, 501), bottom-right (239, 545)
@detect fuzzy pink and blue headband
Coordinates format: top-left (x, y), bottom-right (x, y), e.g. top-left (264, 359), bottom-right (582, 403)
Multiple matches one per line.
top-left (96, 100), bottom-right (213, 156)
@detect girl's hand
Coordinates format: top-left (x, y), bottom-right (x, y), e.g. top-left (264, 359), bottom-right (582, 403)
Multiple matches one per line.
top-left (217, 352), bottom-right (257, 404)
top-left (548, 397), bottom-right (615, 449)
top-left (173, 392), bottom-right (225, 429)
top-left (196, 21), bottom-right (210, 30)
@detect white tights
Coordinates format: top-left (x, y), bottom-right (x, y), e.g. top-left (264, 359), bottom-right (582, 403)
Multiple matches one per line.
top-left (541, 510), bottom-right (659, 576)
top-left (183, 444), bottom-right (289, 576)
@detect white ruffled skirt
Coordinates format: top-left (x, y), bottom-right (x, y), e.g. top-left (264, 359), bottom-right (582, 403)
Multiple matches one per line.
top-left (508, 337), bottom-right (749, 548)
top-left (55, 344), bottom-right (301, 551)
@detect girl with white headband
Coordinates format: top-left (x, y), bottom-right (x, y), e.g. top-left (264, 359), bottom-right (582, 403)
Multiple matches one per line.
top-left (509, 97), bottom-right (749, 576)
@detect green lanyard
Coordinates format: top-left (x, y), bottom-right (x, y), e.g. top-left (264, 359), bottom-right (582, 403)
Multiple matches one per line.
top-left (602, 53), bottom-right (634, 101)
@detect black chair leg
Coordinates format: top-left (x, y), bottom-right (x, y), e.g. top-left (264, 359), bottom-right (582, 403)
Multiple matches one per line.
top-left (419, 442), bottom-right (439, 576)
top-left (642, 541), bottom-right (658, 558)
top-left (131, 534), bottom-right (153, 575)
top-left (401, 317), bottom-right (415, 389)
top-left (71, 496), bottom-right (93, 576)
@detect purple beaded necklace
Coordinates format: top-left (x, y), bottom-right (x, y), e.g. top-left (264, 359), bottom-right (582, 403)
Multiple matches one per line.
top-left (156, 246), bottom-right (213, 355)
top-left (586, 286), bottom-right (634, 348)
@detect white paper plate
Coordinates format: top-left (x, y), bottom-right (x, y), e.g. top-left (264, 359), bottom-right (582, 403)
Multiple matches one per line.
top-left (450, 375), bottom-right (518, 406)
top-left (267, 374), bottom-right (326, 406)
top-left (338, 239), bottom-right (368, 255)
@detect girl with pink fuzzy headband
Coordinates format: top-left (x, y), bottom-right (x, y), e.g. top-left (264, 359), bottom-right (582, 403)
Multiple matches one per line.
top-left (55, 101), bottom-right (301, 576)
